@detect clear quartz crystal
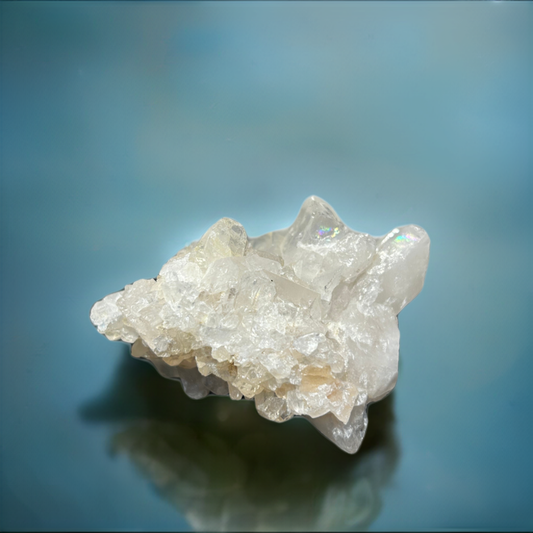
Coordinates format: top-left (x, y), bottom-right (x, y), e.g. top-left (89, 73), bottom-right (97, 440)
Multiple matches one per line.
top-left (90, 196), bottom-right (430, 453)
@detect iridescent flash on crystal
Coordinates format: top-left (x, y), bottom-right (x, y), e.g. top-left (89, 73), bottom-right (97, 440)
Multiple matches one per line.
top-left (316, 226), bottom-right (340, 239)
top-left (394, 233), bottom-right (419, 244)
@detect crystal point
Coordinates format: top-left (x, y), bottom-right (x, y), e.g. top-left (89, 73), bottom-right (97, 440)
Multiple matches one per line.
top-left (90, 196), bottom-right (429, 453)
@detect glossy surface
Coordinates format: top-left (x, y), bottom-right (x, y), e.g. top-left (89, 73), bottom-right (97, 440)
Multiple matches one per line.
top-left (1, 2), bottom-right (532, 530)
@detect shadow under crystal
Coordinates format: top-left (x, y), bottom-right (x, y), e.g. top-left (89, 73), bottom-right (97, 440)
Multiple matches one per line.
top-left (80, 347), bottom-right (399, 531)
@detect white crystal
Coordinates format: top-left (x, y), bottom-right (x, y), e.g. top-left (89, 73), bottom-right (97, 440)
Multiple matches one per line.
top-left (90, 196), bottom-right (430, 453)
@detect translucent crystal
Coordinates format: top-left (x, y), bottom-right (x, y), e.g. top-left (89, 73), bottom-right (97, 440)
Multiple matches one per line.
top-left (90, 196), bottom-right (430, 453)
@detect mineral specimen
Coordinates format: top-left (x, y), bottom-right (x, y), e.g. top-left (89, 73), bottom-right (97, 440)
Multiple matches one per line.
top-left (90, 196), bottom-right (430, 453)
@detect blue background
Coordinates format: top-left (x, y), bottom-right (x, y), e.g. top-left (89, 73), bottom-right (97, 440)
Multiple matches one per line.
top-left (1, 1), bottom-right (532, 530)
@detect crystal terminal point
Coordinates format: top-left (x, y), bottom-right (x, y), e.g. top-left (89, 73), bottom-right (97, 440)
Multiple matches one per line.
top-left (90, 196), bottom-right (430, 453)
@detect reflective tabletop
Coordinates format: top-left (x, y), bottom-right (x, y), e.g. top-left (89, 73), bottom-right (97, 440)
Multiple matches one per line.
top-left (1, 1), bottom-right (532, 531)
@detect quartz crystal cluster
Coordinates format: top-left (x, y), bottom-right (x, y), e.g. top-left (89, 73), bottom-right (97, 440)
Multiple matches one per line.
top-left (90, 196), bottom-right (430, 453)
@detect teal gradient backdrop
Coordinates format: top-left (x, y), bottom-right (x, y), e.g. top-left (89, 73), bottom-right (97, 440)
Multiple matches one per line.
top-left (1, 1), bottom-right (532, 531)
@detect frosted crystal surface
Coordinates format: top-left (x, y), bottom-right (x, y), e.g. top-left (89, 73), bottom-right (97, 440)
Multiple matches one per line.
top-left (90, 196), bottom-right (430, 453)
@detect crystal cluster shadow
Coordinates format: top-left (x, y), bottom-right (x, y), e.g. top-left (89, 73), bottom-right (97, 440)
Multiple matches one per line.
top-left (80, 347), bottom-right (400, 531)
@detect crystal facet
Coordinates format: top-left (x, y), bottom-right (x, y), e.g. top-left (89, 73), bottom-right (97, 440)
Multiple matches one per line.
top-left (90, 196), bottom-right (430, 453)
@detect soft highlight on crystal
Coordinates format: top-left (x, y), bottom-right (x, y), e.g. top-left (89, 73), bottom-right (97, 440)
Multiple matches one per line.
top-left (90, 196), bottom-right (430, 453)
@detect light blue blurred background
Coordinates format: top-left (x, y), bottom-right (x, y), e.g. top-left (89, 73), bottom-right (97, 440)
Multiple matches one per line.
top-left (1, 1), bottom-right (532, 531)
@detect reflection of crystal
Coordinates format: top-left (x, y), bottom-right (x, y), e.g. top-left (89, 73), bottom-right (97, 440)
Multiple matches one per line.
top-left (81, 352), bottom-right (399, 532)
top-left (90, 196), bottom-right (429, 453)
